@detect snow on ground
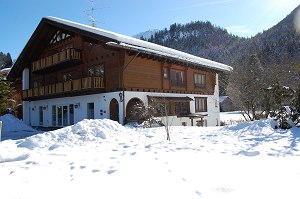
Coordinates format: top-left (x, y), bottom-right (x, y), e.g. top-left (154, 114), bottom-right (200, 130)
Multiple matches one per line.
top-left (0, 118), bottom-right (300, 199)
top-left (0, 114), bottom-right (39, 141)
top-left (220, 111), bottom-right (246, 125)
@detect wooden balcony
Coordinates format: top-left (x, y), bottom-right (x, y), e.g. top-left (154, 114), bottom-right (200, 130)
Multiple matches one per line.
top-left (23, 77), bottom-right (104, 100)
top-left (31, 48), bottom-right (82, 73)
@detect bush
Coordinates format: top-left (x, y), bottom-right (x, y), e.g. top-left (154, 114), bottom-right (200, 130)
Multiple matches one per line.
top-left (270, 106), bottom-right (300, 129)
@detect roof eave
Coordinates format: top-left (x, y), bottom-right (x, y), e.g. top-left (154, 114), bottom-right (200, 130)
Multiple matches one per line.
top-left (106, 42), bottom-right (232, 72)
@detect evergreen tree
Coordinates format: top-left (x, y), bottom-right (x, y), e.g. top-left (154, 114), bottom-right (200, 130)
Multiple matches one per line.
top-left (0, 74), bottom-right (14, 115)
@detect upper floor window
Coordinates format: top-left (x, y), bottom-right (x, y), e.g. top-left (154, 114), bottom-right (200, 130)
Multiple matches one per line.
top-left (194, 73), bottom-right (206, 89)
top-left (195, 97), bottom-right (207, 112)
top-left (170, 69), bottom-right (185, 87)
top-left (50, 30), bottom-right (71, 45)
top-left (163, 66), bottom-right (168, 79)
top-left (95, 64), bottom-right (105, 77)
top-left (88, 64), bottom-right (105, 77)
top-left (88, 67), bottom-right (94, 77)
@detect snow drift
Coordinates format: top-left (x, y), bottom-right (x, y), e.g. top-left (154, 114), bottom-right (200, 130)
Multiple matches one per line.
top-left (17, 119), bottom-right (131, 149)
top-left (0, 114), bottom-right (36, 133)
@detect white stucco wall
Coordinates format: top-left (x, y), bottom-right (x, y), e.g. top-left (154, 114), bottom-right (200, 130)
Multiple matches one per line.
top-left (25, 92), bottom-right (124, 127)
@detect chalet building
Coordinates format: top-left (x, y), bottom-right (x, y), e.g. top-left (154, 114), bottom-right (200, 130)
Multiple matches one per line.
top-left (7, 17), bottom-right (232, 128)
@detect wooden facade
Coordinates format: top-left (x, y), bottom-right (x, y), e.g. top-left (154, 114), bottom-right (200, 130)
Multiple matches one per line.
top-left (17, 28), bottom-right (217, 101)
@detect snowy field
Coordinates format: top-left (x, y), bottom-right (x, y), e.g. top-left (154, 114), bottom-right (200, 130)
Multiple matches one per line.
top-left (0, 114), bottom-right (300, 199)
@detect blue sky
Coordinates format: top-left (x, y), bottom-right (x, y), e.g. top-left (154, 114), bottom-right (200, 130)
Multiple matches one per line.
top-left (1, 0), bottom-right (299, 59)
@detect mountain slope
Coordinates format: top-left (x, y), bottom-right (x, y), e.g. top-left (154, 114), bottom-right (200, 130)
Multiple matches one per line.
top-left (146, 21), bottom-right (244, 65)
top-left (143, 5), bottom-right (300, 69)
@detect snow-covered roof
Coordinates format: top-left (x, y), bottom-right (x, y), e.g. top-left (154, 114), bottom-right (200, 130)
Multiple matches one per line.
top-left (45, 16), bottom-right (232, 72)
top-left (0, 68), bottom-right (11, 74)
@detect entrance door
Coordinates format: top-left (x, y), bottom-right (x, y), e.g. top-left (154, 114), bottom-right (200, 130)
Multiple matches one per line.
top-left (110, 98), bottom-right (119, 122)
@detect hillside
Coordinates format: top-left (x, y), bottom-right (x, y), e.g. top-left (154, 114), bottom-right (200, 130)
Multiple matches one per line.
top-left (147, 21), bottom-right (244, 65)
top-left (144, 5), bottom-right (300, 69)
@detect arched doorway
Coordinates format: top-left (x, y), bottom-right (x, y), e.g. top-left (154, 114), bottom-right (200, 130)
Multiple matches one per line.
top-left (110, 98), bottom-right (119, 122)
top-left (126, 98), bottom-right (144, 122)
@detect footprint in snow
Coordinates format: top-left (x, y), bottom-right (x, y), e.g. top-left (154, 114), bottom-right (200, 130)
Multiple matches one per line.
top-left (107, 169), bottom-right (117, 174)
top-left (26, 161), bottom-right (37, 165)
top-left (235, 150), bottom-right (260, 157)
top-left (92, 169), bottom-right (100, 173)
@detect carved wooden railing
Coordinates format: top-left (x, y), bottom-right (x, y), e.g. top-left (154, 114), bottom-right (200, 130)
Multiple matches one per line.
top-left (31, 48), bottom-right (82, 72)
top-left (22, 77), bottom-right (104, 99)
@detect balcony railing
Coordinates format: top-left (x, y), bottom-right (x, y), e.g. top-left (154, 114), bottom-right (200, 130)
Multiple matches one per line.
top-left (32, 48), bottom-right (82, 72)
top-left (22, 77), bottom-right (104, 100)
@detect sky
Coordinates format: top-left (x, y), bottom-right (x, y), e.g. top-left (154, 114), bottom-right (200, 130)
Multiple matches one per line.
top-left (1, 0), bottom-right (300, 60)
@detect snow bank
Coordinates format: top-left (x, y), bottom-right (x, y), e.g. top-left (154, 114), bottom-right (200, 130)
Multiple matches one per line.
top-left (17, 119), bottom-right (130, 149)
top-left (0, 114), bottom-right (36, 133)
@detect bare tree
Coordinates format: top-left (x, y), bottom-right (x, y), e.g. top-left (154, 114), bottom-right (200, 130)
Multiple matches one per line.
top-left (131, 97), bottom-right (173, 141)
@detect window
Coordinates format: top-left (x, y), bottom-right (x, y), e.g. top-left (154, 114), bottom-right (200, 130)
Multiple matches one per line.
top-left (163, 66), bottom-right (168, 79)
top-left (152, 100), bottom-right (190, 117)
top-left (50, 30), bottom-right (70, 45)
top-left (39, 106), bottom-right (43, 125)
top-left (63, 73), bottom-right (72, 82)
top-left (88, 67), bottom-right (94, 77)
top-left (52, 104), bottom-right (74, 126)
top-left (57, 106), bottom-right (62, 126)
top-left (89, 64), bottom-right (105, 77)
top-left (195, 97), bottom-right (207, 112)
top-left (69, 104), bottom-right (74, 125)
top-left (52, 105), bottom-right (56, 126)
top-left (95, 64), bottom-right (105, 77)
top-left (170, 69), bottom-right (185, 87)
top-left (153, 102), bottom-right (171, 117)
top-left (87, 103), bottom-right (94, 119)
top-left (194, 73), bottom-right (206, 89)
top-left (63, 106), bottom-right (68, 126)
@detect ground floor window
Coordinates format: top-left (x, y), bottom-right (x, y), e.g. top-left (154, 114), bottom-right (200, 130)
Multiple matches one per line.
top-left (39, 106), bottom-right (43, 126)
top-left (57, 106), bottom-right (62, 126)
top-left (87, 103), bottom-right (94, 119)
top-left (69, 104), bottom-right (74, 125)
top-left (52, 104), bottom-right (75, 127)
top-left (63, 105), bottom-right (68, 126)
top-left (52, 105), bottom-right (56, 126)
top-left (195, 97), bottom-right (207, 112)
top-left (150, 98), bottom-right (190, 117)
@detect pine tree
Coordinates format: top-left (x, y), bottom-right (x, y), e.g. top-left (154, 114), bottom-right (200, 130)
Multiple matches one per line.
top-left (0, 74), bottom-right (14, 115)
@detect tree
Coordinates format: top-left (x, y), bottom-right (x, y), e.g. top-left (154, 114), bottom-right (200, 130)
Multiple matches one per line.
top-left (227, 54), bottom-right (266, 120)
top-left (130, 97), bottom-right (172, 141)
top-left (262, 80), bottom-right (295, 117)
top-left (0, 74), bottom-right (15, 115)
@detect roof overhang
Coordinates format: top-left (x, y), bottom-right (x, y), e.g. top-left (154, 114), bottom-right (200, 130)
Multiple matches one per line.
top-left (106, 42), bottom-right (232, 72)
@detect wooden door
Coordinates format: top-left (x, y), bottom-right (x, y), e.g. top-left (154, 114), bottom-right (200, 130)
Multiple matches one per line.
top-left (110, 98), bottom-right (119, 122)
